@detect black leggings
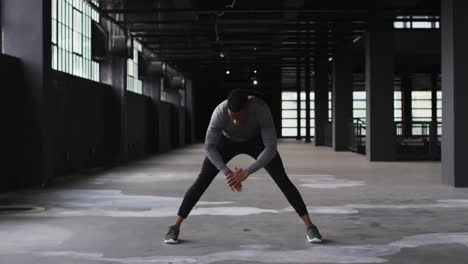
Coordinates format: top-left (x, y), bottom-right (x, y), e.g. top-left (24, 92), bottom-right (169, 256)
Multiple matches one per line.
top-left (177, 137), bottom-right (309, 219)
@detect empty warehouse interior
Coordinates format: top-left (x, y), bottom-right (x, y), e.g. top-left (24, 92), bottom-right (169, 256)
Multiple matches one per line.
top-left (1, 0), bottom-right (468, 263)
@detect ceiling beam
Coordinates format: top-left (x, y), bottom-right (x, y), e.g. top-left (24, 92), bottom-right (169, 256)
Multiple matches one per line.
top-left (102, 7), bottom-right (438, 15)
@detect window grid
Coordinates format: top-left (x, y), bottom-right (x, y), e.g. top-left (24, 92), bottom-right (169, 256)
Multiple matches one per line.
top-left (437, 91), bottom-right (442, 136)
top-left (282, 90), bottom-right (440, 137)
top-left (127, 40), bottom-right (143, 94)
top-left (52, 0), bottom-right (100, 82)
top-left (394, 16), bottom-right (440, 29)
top-left (351, 91), bottom-right (402, 123)
top-left (394, 91), bottom-right (402, 122)
top-left (353, 91), bottom-right (366, 120)
top-left (412, 91), bottom-right (432, 135)
top-left (281, 92), bottom-right (314, 137)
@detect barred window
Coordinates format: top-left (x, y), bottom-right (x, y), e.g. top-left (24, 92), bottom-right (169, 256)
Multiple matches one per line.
top-left (52, 0), bottom-right (100, 81)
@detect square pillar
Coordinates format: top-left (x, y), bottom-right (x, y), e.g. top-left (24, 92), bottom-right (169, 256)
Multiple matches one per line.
top-left (401, 74), bottom-right (413, 138)
top-left (2, 0), bottom-right (53, 186)
top-left (365, 20), bottom-right (396, 161)
top-left (315, 54), bottom-right (329, 146)
top-left (296, 59), bottom-right (302, 140)
top-left (314, 23), bottom-right (329, 146)
top-left (441, 0), bottom-right (468, 186)
top-left (304, 54), bottom-right (312, 143)
top-left (101, 9), bottom-right (128, 163)
top-left (332, 46), bottom-right (353, 151)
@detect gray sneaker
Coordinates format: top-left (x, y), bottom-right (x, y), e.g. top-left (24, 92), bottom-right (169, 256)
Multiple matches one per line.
top-left (306, 224), bottom-right (323, 243)
top-left (164, 225), bottom-right (180, 244)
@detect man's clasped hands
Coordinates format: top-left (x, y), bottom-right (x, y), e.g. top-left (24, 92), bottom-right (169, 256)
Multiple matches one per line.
top-left (225, 167), bottom-right (249, 192)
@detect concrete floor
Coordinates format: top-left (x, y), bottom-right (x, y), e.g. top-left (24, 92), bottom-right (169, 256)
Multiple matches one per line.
top-left (2, 140), bottom-right (468, 264)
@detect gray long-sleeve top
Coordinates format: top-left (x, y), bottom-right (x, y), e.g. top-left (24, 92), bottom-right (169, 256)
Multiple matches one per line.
top-left (204, 96), bottom-right (277, 175)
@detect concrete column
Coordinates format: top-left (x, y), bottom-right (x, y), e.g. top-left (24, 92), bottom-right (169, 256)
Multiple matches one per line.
top-left (315, 54), bottom-right (329, 146)
top-left (185, 79), bottom-right (195, 143)
top-left (2, 0), bottom-right (53, 186)
top-left (429, 73), bottom-right (438, 160)
top-left (441, 0), bottom-right (468, 187)
top-left (142, 73), bottom-right (161, 154)
top-left (296, 59), bottom-right (302, 140)
top-left (304, 24), bottom-right (312, 143)
top-left (314, 23), bottom-right (329, 146)
top-left (304, 56), bottom-right (311, 143)
top-left (101, 9), bottom-right (128, 163)
top-left (332, 26), bottom-right (353, 151)
top-left (365, 19), bottom-right (396, 161)
top-left (401, 74), bottom-right (412, 138)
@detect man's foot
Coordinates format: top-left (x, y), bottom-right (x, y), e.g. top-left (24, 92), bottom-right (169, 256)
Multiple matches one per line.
top-left (164, 225), bottom-right (180, 244)
top-left (306, 224), bottom-right (323, 243)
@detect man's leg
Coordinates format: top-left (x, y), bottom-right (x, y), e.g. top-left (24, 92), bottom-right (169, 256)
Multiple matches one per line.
top-left (262, 153), bottom-right (310, 221)
top-left (165, 142), bottom-right (238, 244)
top-left (177, 156), bottom-right (225, 219)
top-left (174, 140), bottom-right (238, 225)
top-left (245, 143), bottom-right (322, 242)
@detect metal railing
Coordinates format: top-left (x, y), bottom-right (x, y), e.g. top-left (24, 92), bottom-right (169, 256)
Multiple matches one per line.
top-left (324, 122), bottom-right (332, 147)
top-left (348, 118), bottom-right (366, 154)
top-left (344, 119), bottom-right (440, 160)
top-left (395, 121), bottom-right (441, 160)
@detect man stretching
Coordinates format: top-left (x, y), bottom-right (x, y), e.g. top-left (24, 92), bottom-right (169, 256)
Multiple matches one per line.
top-left (165, 89), bottom-right (323, 244)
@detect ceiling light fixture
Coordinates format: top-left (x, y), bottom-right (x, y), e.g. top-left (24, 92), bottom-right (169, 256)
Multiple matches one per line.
top-left (353, 36), bottom-right (362, 43)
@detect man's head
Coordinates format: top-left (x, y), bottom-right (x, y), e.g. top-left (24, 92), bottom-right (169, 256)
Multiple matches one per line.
top-left (227, 89), bottom-right (250, 125)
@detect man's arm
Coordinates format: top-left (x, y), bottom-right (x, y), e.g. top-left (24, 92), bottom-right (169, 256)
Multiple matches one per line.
top-left (205, 105), bottom-right (231, 174)
top-left (246, 104), bottom-right (277, 175)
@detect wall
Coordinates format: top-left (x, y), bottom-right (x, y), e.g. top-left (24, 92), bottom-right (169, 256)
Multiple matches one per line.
top-left (395, 30), bottom-right (441, 73)
top-left (0, 0), bottom-right (197, 191)
top-left (126, 92), bottom-right (152, 160)
top-left (142, 76), bottom-right (161, 154)
top-left (350, 30), bottom-right (441, 74)
top-left (50, 71), bottom-right (120, 176)
top-left (48, 71), bottom-right (190, 177)
top-left (2, 0), bottom-right (51, 187)
top-left (178, 107), bottom-right (186, 146)
top-left (0, 56), bottom-right (11, 190)
top-left (158, 102), bottom-right (173, 152)
top-left (1, 54), bottom-right (31, 190)
top-left (163, 87), bottom-right (185, 147)
top-left (185, 80), bottom-right (196, 143)
top-left (18, 69), bottom-right (190, 181)
top-left (1, 55), bottom-right (192, 190)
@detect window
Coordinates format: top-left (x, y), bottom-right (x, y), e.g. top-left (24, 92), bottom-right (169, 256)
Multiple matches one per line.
top-left (351, 91), bottom-right (402, 123)
top-left (437, 90), bottom-right (442, 136)
top-left (127, 40), bottom-right (143, 94)
top-left (52, 0), bottom-right (100, 81)
top-left (394, 16), bottom-right (440, 29)
top-left (283, 89), bottom-right (404, 137)
top-left (160, 77), bottom-right (167, 102)
top-left (412, 91), bottom-right (432, 135)
top-left (353, 91), bottom-right (366, 120)
top-left (281, 92), bottom-right (314, 137)
top-left (394, 91), bottom-right (402, 122)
